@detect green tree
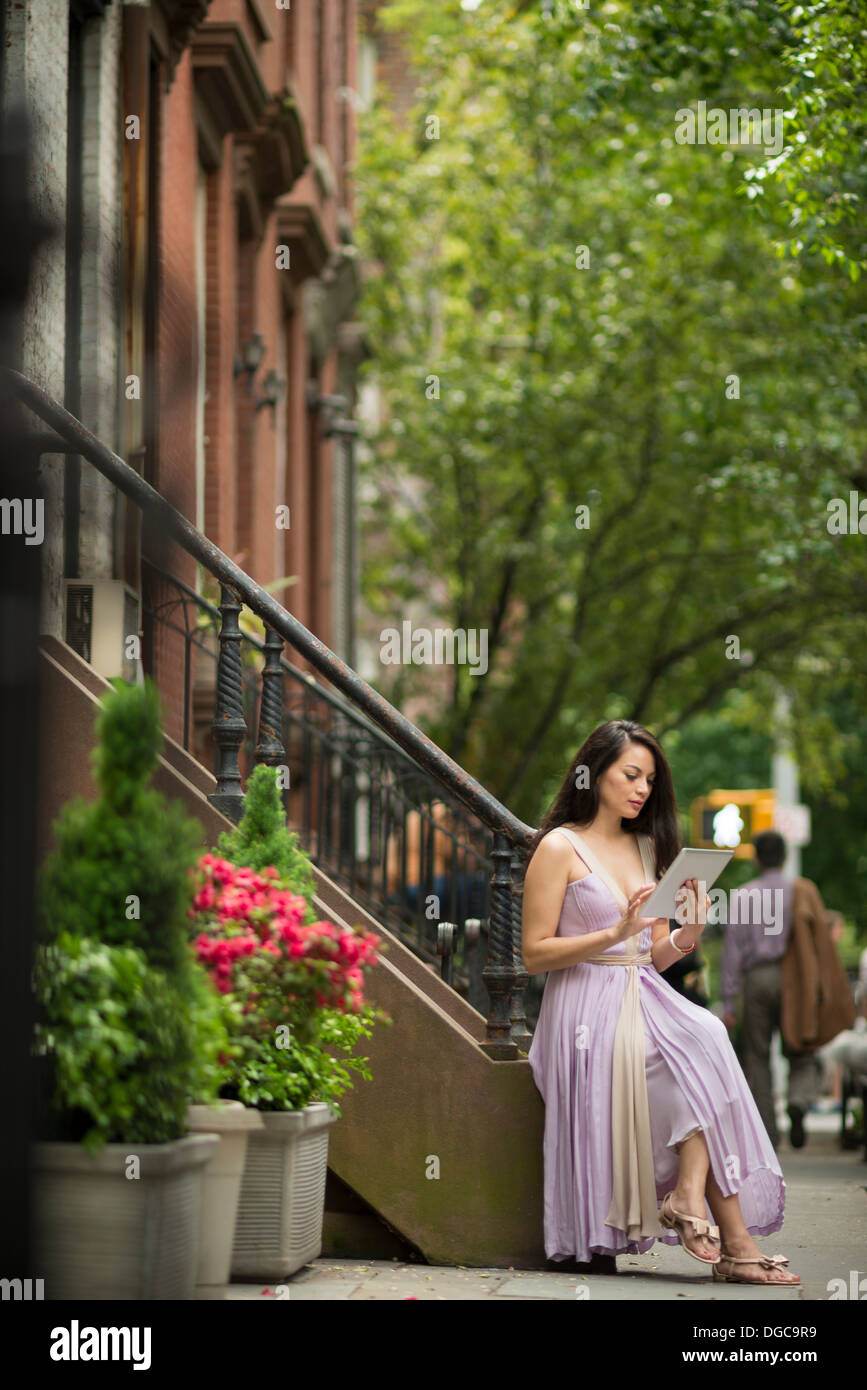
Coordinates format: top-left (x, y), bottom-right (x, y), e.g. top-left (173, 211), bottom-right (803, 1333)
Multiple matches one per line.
top-left (356, 0), bottom-right (866, 829)
top-left (626, 0), bottom-right (867, 279)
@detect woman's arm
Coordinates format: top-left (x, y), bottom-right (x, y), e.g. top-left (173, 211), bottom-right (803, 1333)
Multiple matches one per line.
top-left (650, 880), bottom-right (707, 973)
top-left (522, 836), bottom-right (621, 973)
top-left (651, 918), bottom-right (695, 973)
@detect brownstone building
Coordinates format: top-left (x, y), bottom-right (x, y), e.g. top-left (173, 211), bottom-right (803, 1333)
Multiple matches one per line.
top-left (8, 0), bottom-right (365, 757)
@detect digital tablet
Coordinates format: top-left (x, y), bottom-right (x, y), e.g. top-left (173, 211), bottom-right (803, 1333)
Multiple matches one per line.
top-left (640, 847), bottom-right (733, 921)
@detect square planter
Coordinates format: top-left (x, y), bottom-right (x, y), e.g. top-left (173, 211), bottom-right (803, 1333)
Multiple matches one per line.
top-left (230, 1103), bottom-right (338, 1281)
top-left (33, 1132), bottom-right (219, 1300)
top-left (186, 1102), bottom-right (264, 1298)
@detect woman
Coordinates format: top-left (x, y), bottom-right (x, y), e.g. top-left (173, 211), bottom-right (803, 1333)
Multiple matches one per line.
top-left (522, 719), bottom-right (800, 1285)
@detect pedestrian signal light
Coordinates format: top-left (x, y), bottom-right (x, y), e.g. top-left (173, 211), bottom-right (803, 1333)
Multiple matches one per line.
top-left (690, 790), bottom-right (775, 859)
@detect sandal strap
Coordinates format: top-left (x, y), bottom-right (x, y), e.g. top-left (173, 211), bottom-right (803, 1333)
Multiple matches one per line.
top-left (720, 1252), bottom-right (789, 1268)
top-left (685, 1216), bottom-right (719, 1240)
top-left (663, 1196), bottom-right (719, 1242)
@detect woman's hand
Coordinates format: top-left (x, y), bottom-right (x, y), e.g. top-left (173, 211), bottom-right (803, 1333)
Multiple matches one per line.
top-left (609, 884), bottom-right (669, 945)
top-left (673, 877), bottom-right (711, 947)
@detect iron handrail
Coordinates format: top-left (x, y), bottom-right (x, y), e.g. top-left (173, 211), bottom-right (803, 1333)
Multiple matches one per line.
top-left (141, 556), bottom-right (497, 979)
top-left (143, 556), bottom-right (441, 777)
top-left (6, 368), bottom-right (533, 848)
top-left (8, 368), bottom-right (535, 1055)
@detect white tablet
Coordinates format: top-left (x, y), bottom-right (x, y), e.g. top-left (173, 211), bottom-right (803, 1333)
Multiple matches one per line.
top-left (641, 847), bottom-right (733, 921)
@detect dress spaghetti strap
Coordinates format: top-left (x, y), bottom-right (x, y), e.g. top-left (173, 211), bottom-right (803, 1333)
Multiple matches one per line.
top-left (553, 825), bottom-right (654, 915)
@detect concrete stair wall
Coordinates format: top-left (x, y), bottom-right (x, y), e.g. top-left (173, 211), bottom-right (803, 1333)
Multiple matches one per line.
top-left (36, 638), bottom-right (547, 1268)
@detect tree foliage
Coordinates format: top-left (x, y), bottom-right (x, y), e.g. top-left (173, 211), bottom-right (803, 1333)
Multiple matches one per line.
top-left (355, 0), bottom-right (867, 853)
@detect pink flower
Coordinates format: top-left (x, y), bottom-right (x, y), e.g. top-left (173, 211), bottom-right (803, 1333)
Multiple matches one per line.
top-left (192, 880), bottom-right (217, 911)
top-left (189, 855), bottom-right (380, 1027)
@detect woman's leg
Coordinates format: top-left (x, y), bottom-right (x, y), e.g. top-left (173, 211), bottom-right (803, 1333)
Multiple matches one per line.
top-left (703, 1166), bottom-right (799, 1283)
top-left (668, 1130), bottom-right (718, 1260)
top-left (670, 1132), bottom-right (798, 1280)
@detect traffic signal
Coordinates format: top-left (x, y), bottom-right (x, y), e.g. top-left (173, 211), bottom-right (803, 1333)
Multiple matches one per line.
top-left (690, 789), bottom-right (776, 859)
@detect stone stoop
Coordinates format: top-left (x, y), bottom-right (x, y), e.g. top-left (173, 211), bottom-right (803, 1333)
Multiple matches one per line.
top-left (37, 636), bottom-right (547, 1270)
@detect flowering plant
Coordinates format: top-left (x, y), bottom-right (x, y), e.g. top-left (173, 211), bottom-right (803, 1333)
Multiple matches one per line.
top-left (187, 854), bottom-right (390, 1111)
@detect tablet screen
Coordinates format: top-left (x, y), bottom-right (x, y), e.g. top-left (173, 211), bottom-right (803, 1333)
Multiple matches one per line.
top-left (642, 847), bottom-right (733, 921)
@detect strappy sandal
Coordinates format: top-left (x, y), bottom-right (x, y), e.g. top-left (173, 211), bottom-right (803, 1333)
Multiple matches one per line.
top-left (713, 1251), bottom-right (801, 1285)
top-left (659, 1191), bottom-right (721, 1265)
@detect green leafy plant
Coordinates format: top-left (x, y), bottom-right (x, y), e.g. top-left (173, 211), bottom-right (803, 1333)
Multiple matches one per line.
top-left (33, 677), bottom-right (231, 1149)
top-left (214, 762), bottom-right (317, 916)
top-left (37, 677), bottom-right (204, 979)
top-left (225, 1007), bottom-right (384, 1116)
top-left (33, 932), bottom-right (233, 1152)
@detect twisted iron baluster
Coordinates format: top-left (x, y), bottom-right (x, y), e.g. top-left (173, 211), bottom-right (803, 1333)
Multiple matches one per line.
top-left (255, 625), bottom-right (286, 768)
top-left (480, 831), bottom-right (519, 1059)
top-left (509, 845), bottom-right (532, 1052)
top-left (208, 584), bottom-right (246, 824)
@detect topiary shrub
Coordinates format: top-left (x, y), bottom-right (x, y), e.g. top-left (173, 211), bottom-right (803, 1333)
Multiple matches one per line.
top-left (214, 762), bottom-right (317, 918)
top-left (33, 676), bottom-right (230, 1150)
top-left (37, 676), bottom-right (204, 978)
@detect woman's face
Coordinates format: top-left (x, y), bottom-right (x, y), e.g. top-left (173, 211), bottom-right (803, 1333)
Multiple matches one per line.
top-left (600, 741), bottom-right (656, 819)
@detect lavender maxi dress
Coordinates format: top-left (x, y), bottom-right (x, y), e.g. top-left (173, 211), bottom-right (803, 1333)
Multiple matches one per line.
top-left (527, 827), bottom-right (786, 1264)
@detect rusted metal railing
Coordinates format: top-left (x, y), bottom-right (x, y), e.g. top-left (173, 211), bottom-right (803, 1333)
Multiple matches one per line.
top-left (3, 369), bottom-right (535, 1057)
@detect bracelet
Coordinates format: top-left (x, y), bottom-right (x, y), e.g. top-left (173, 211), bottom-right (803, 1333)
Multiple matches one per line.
top-left (671, 927), bottom-right (697, 955)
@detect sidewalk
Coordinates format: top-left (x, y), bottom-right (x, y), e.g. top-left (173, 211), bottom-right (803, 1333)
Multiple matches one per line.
top-left (225, 1124), bottom-right (867, 1301)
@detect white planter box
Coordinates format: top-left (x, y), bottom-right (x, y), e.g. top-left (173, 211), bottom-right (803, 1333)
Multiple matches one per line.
top-left (33, 1132), bottom-right (219, 1300)
top-left (186, 1102), bottom-right (264, 1298)
top-left (231, 1103), bottom-right (338, 1281)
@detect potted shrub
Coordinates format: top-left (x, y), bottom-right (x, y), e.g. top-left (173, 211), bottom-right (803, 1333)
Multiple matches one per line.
top-left (188, 765), bottom-right (391, 1281)
top-left (213, 760), bottom-right (318, 910)
top-left (32, 677), bottom-right (225, 1300)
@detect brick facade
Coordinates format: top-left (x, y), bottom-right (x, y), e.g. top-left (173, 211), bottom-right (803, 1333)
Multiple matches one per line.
top-left (359, 0), bottom-right (419, 120)
top-left (12, 0), bottom-right (365, 755)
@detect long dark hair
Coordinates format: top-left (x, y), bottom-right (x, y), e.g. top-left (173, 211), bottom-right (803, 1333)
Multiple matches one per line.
top-left (519, 719), bottom-right (681, 884)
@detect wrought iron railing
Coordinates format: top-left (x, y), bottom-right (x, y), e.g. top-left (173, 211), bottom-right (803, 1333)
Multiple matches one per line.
top-left (141, 560), bottom-right (495, 996)
top-left (4, 368), bottom-right (535, 1057)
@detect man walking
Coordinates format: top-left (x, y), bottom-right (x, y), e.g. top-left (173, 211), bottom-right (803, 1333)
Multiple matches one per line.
top-left (721, 830), bottom-right (824, 1149)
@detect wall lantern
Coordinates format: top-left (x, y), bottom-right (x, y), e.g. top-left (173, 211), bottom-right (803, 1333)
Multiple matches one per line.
top-left (255, 368), bottom-right (285, 417)
top-left (233, 332), bottom-right (266, 393)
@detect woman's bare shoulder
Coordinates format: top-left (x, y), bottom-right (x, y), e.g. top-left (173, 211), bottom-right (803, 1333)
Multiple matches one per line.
top-left (527, 827), bottom-right (590, 881)
top-left (526, 827), bottom-right (570, 866)
top-left (535, 827), bottom-right (576, 857)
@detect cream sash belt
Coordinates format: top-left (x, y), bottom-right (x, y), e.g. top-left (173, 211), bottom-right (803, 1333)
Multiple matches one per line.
top-left (583, 946), bottom-right (662, 1239)
top-left (555, 825), bottom-right (664, 1242)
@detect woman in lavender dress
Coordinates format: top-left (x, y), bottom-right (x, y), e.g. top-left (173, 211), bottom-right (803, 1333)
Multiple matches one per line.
top-left (522, 719), bottom-right (800, 1286)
